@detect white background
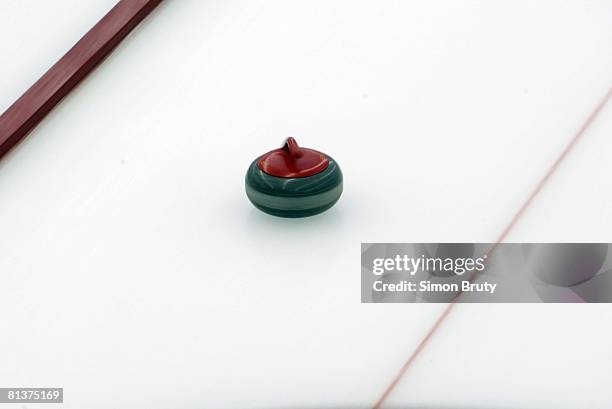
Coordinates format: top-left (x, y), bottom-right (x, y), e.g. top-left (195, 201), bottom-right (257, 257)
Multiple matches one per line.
top-left (1, 1), bottom-right (612, 408)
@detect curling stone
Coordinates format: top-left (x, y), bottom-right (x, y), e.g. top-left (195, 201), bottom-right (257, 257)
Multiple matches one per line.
top-left (245, 137), bottom-right (343, 218)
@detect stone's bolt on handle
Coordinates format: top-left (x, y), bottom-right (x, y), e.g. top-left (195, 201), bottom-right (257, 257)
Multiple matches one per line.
top-left (284, 137), bottom-right (303, 157)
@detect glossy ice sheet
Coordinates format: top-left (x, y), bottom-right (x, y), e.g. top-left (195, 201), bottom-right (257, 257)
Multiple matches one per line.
top-left (0, 1), bottom-right (611, 408)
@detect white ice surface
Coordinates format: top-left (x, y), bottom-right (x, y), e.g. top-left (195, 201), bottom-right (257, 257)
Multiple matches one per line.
top-left (1, 1), bottom-right (611, 408)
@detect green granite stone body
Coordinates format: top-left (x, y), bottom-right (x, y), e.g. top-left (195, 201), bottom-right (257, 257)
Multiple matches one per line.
top-left (245, 157), bottom-right (343, 218)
